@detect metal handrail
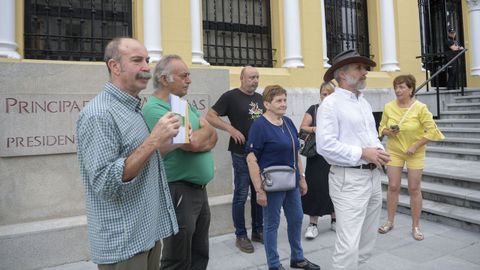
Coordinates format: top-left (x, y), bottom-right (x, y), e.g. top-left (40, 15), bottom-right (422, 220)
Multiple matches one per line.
top-left (415, 48), bottom-right (467, 119)
top-left (415, 48), bottom-right (467, 94)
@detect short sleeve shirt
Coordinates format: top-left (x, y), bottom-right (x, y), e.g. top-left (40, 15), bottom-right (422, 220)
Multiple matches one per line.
top-left (211, 88), bottom-right (265, 154)
top-left (245, 116), bottom-right (300, 174)
top-left (378, 100), bottom-right (444, 154)
top-left (142, 95), bottom-right (215, 185)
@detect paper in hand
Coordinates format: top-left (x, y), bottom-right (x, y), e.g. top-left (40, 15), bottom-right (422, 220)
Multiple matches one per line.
top-left (170, 94), bottom-right (190, 144)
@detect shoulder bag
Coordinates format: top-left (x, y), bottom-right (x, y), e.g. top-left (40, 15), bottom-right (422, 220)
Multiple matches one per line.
top-left (299, 105), bottom-right (318, 157)
top-left (261, 118), bottom-right (297, 192)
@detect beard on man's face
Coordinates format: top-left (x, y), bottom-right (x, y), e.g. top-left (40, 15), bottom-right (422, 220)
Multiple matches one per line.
top-left (346, 75), bottom-right (366, 89)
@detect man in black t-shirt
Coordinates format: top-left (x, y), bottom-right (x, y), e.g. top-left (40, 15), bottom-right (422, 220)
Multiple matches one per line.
top-left (445, 28), bottom-right (464, 89)
top-left (206, 66), bottom-right (265, 254)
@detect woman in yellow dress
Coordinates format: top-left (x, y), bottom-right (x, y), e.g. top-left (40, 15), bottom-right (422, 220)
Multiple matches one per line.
top-left (377, 74), bottom-right (444, 241)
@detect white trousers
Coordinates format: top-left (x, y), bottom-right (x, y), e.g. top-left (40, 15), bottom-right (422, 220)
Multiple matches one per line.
top-left (329, 166), bottom-right (382, 270)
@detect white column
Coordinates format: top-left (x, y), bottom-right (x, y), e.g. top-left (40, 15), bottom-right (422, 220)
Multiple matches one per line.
top-left (320, 0), bottom-right (330, 67)
top-left (143, 0), bottom-right (162, 62)
top-left (0, 0), bottom-right (21, 59)
top-left (467, 0), bottom-right (480, 76)
top-left (282, 0), bottom-right (304, 68)
top-left (191, 0), bottom-right (209, 65)
top-left (379, 0), bottom-right (400, 71)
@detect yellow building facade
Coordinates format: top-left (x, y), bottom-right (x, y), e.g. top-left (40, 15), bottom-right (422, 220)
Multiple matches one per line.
top-left (3, 0), bottom-right (480, 92)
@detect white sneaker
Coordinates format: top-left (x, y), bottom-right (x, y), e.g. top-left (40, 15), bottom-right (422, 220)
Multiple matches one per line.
top-left (304, 224), bottom-right (319, 239)
top-left (331, 221), bottom-right (336, 232)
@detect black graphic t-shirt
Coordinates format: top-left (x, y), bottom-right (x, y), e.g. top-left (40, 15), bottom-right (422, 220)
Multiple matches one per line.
top-left (212, 88), bottom-right (265, 154)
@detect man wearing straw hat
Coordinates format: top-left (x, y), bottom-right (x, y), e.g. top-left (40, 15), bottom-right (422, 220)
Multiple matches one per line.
top-left (316, 50), bottom-right (391, 270)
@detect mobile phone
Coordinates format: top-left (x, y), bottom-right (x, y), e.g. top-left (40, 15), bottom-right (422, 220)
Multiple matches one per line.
top-left (390, 124), bottom-right (399, 131)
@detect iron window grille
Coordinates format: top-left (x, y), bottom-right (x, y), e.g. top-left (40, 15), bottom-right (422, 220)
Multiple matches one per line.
top-left (202, 0), bottom-right (274, 67)
top-left (24, 0), bottom-right (132, 61)
top-left (324, 0), bottom-right (371, 64)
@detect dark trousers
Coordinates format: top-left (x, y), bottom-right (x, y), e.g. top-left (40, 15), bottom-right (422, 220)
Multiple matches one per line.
top-left (160, 181), bottom-right (211, 270)
top-left (447, 57), bottom-right (459, 89)
top-left (231, 152), bottom-right (263, 237)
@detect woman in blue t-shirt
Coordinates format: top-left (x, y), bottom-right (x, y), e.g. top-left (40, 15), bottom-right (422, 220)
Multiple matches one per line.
top-left (246, 85), bottom-right (320, 270)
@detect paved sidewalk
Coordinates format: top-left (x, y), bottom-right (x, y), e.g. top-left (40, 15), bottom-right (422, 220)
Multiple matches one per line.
top-left (43, 210), bottom-right (480, 270)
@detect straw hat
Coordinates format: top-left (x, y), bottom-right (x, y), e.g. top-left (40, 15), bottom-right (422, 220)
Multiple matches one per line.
top-left (323, 49), bottom-right (376, 82)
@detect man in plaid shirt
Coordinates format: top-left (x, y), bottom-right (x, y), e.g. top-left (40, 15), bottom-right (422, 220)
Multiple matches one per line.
top-left (76, 37), bottom-right (181, 270)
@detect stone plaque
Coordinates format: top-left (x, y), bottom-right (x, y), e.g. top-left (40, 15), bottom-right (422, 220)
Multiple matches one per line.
top-left (0, 94), bottom-right (93, 157)
top-left (0, 93), bottom-right (210, 157)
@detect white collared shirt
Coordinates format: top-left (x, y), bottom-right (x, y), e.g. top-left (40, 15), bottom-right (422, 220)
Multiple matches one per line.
top-left (316, 87), bottom-right (384, 166)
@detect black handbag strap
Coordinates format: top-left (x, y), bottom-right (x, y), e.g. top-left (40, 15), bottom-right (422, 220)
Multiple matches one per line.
top-left (312, 104), bottom-right (318, 127)
top-left (282, 117), bottom-right (297, 170)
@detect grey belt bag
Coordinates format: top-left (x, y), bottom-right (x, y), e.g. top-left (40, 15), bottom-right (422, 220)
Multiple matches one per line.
top-left (261, 165), bottom-right (296, 192)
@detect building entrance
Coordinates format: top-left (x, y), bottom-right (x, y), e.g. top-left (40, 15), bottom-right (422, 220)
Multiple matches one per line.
top-left (418, 0), bottom-right (466, 89)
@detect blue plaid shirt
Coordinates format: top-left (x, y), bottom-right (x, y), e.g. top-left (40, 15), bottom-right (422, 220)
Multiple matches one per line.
top-left (76, 82), bottom-right (178, 264)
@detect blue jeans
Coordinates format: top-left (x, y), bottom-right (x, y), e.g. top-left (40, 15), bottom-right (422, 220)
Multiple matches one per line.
top-left (263, 187), bottom-right (304, 268)
top-left (231, 152), bottom-right (263, 237)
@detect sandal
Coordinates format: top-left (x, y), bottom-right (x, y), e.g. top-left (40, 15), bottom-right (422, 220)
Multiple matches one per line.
top-left (412, 227), bottom-right (424, 241)
top-left (378, 221), bottom-right (394, 234)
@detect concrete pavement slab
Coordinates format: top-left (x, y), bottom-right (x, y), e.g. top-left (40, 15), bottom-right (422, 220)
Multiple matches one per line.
top-left (420, 255), bottom-right (480, 270)
top-left (41, 210), bottom-right (480, 270)
top-left (361, 252), bottom-right (421, 270)
top-left (451, 243), bottom-right (480, 265)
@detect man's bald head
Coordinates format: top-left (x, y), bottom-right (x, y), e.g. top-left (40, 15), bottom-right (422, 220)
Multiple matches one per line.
top-left (240, 66), bottom-right (259, 95)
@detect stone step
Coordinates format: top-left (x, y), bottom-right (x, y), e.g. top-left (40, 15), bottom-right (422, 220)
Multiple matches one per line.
top-left (446, 102), bottom-right (480, 111)
top-left (465, 88), bottom-right (480, 93)
top-left (435, 119), bottom-right (480, 128)
top-left (381, 178), bottom-right (480, 210)
top-left (422, 157), bottom-right (480, 190)
top-left (457, 88), bottom-right (480, 96)
top-left (439, 111), bottom-right (480, 119)
top-left (0, 216), bottom-right (89, 270)
top-left (426, 146), bottom-right (480, 161)
top-left (0, 194), bottom-right (237, 270)
top-left (429, 137), bottom-right (480, 149)
top-left (382, 192), bottom-right (480, 232)
top-left (439, 127), bottom-right (480, 138)
top-left (454, 95), bottom-right (480, 103)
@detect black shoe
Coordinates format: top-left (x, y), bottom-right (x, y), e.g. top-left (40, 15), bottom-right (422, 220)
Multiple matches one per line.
top-left (290, 258), bottom-right (320, 270)
top-left (251, 231), bottom-right (264, 244)
top-left (269, 265), bottom-right (285, 270)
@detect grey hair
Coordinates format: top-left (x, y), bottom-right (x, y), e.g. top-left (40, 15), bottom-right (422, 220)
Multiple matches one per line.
top-left (333, 64), bottom-right (351, 82)
top-left (104, 37), bottom-right (129, 75)
top-left (153, 54), bottom-right (183, 89)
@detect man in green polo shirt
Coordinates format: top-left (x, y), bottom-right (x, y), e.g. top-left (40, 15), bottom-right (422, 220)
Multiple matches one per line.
top-left (143, 55), bottom-right (217, 270)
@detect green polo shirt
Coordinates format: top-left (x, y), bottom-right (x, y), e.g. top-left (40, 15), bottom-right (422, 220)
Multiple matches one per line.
top-left (142, 95), bottom-right (214, 185)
